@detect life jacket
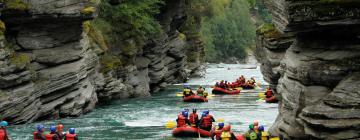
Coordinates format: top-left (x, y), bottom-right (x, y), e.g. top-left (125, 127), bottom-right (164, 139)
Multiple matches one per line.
top-left (45, 133), bottom-right (55, 140)
top-left (261, 131), bottom-right (269, 140)
top-left (201, 115), bottom-right (212, 128)
top-left (220, 131), bottom-right (231, 140)
top-left (177, 115), bottom-right (187, 127)
top-left (33, 132), bottom-right (41, 140)
top-left (189, 113), bottom-right (198, 124)
top-left (183, 89), bottom-right (191, 95)
top-left (0, 129), bottom-right (6, 140)
top-left (65, 133), bottom-right (78, 140)
top-left (203, 91), bottom-right (208, 97)
top-left (214, 128), bottom-right (223, 140)
top-left (265, 90), bottom-right (273, 98)
top-left (249, 131), bottom-right (258, 140)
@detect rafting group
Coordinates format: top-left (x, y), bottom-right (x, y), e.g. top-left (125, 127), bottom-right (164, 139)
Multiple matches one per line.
top-left (170, 109), bottom-right (278, 140)
top-left (212, 75), bottom-right (257, 95)
top-left (181, 85), bottom-right (209, 102)
top-left (0, 120), bottom-right (79, 140)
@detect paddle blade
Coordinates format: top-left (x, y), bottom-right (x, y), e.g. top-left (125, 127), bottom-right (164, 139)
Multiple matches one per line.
top-left (270, 137), bottom-right (280, 140)
top-left (176, 92), bottom-right (183, 97)
top-left (165, 121), bottom-right (176, 129)
top-left (258, 93), bottom-right (265, 99)
top-left (234, 87), bottom-right (243, 90)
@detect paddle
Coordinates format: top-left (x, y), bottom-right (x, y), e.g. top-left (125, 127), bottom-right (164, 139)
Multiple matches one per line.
top-left (258, 92), bottom-right (265, 99)
top-left (165, 121), bottom-right (176, 129)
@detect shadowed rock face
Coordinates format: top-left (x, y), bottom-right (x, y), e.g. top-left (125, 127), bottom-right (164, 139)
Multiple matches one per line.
top-left (256, 0), bottom-right (360, 139)
top-left (0, 0), bottom-right (191, 124)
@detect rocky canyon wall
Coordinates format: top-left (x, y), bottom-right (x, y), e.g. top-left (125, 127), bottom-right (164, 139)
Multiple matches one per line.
top-left (256, 0), bottom-right (360, 139)
top-left (0, 0), bottom-right (196, 124)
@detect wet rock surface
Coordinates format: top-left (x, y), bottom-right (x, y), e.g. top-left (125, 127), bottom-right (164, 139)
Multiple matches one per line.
top-left (256, 0), bottom-right (360, 139)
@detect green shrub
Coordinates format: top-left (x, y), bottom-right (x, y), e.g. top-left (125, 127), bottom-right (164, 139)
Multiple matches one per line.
top-left (256, 23), bottom-right (281, 39)
top-left (100, 54), bottom-right (122, 73)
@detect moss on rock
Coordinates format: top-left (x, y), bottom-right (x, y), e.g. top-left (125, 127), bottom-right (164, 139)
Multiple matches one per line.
top-left (81, 6), bottom-right (96, 14)
top-left (256, 23), bottom-right (282, 39)
top-left (5, 0), bottom-right (28, 11)
top-left (10, 53), bottom-right (30, 68)
top-left (100, 54), bottom-right (122, 73)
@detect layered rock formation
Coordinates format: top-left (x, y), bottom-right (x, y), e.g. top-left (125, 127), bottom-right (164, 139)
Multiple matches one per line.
top-left (256, 0), bottom-right (360, 139)
top-left (0, 0), bottom-right (195, 124)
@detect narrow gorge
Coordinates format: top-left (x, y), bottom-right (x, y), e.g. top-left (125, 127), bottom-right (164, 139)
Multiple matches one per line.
top-left (0, 0), bottom-right (203, 124)
top-left (256, 0), bottom-right (360, 139)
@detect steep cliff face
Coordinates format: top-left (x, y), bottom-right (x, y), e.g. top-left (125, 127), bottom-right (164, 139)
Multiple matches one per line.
top-left (0, 0), bottom-right (193, 124)
top-left (92, 0), bottom-right (189, 101)
top-left (256, 0), bottom-right (360, 139)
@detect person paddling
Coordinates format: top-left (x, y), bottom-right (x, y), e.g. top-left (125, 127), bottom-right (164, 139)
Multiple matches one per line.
top-left (220, 125), bottom-right (237, 140)
top-left (0, 121), bottom-right (9, 140)
top-left (211, 122), bottom-right (224, 140)
top-left (64, 128), bottom-right (78, 140)
top-left (189, 109), bottom-right (199, 127)
top-left (45, 126), bottom-right (60, 140)
top-left (176, 111), bottom-right (191, 127)
top-left (33, 124), bottom-right (46, 140)
top-left (199, 110), bottom-right (215, 131)
top-left (55, 123), bottom-right (65, 140)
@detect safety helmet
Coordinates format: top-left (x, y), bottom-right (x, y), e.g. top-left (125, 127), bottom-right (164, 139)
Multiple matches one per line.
top-left (181, 110), bottom-right (187, 116)
top-left (69, 128), bottom-right (76, 134)
top-left (57, 124), bottom-right (64, 131)
top-left (0, 121), bottom-right (8, 127)
top-left (50, 125), bottom-right (56, 133)
top-left (253, 120), bottom-right (259, 126)
top-left (249, 124), bottom-right (254, 130)
top-left (37, 124), bottom-right (44, 132)
top-left (201, 112), bottom-right (207, 117)
top-left (218, 123), bottom-right (225, 128)
top-left (183, 112), bottom-right (189, 118)
top-left (258, 125), bottom-right (264, 131)
top-left (204, 110), bottom-right (209, 114)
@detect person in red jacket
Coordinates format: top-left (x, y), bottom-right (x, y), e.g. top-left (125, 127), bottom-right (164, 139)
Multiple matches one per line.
top-left (211, 122), bottom-right (224, 140)
top-left (265, 87), bottom-right (273, 98)
top-left (176, 111), bottom-right (191, 127)
top-left (55, 123), bottom-right (65, 140)
top-left (33, 124), bottom-right (46, 140)
top-left (0, 121), bottom-right (9, 140)
top-left (45, 126), bottom-right (60, 140)
top-left (199, 112), bottom-right (215, 131)
top-left (65, 128), bottom-right (78, 140)
top-left (189, 109), bottom-right (199, 127)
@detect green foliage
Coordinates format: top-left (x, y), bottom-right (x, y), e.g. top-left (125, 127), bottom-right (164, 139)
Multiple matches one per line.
top-left (257, 23), bottom-right (281, 39)
top-left (98, 0), bottom-right (164, 46)
top-left (4, 0), bottom-right (28, 11)
top-left (201, 0), bottom-right (256, 63)
top-left (100, 54), bottom-right (122, 73)
top-left (81, 6), bottom-right (96, 14)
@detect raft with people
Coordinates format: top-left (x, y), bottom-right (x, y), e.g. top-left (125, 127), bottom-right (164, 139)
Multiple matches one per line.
top-left (212, 87), bottom-right (240, 95)
top-left (172, 126), bottom-right (211, 137)
top-left (183, 95), bottom-right (208, 102)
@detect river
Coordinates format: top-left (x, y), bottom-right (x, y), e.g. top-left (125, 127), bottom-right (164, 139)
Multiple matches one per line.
top-left (6, 64), bottom-right (278, 140)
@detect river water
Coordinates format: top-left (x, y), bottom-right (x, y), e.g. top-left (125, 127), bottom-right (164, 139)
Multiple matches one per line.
top-left (6, 64), bottom-right (278, 140)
